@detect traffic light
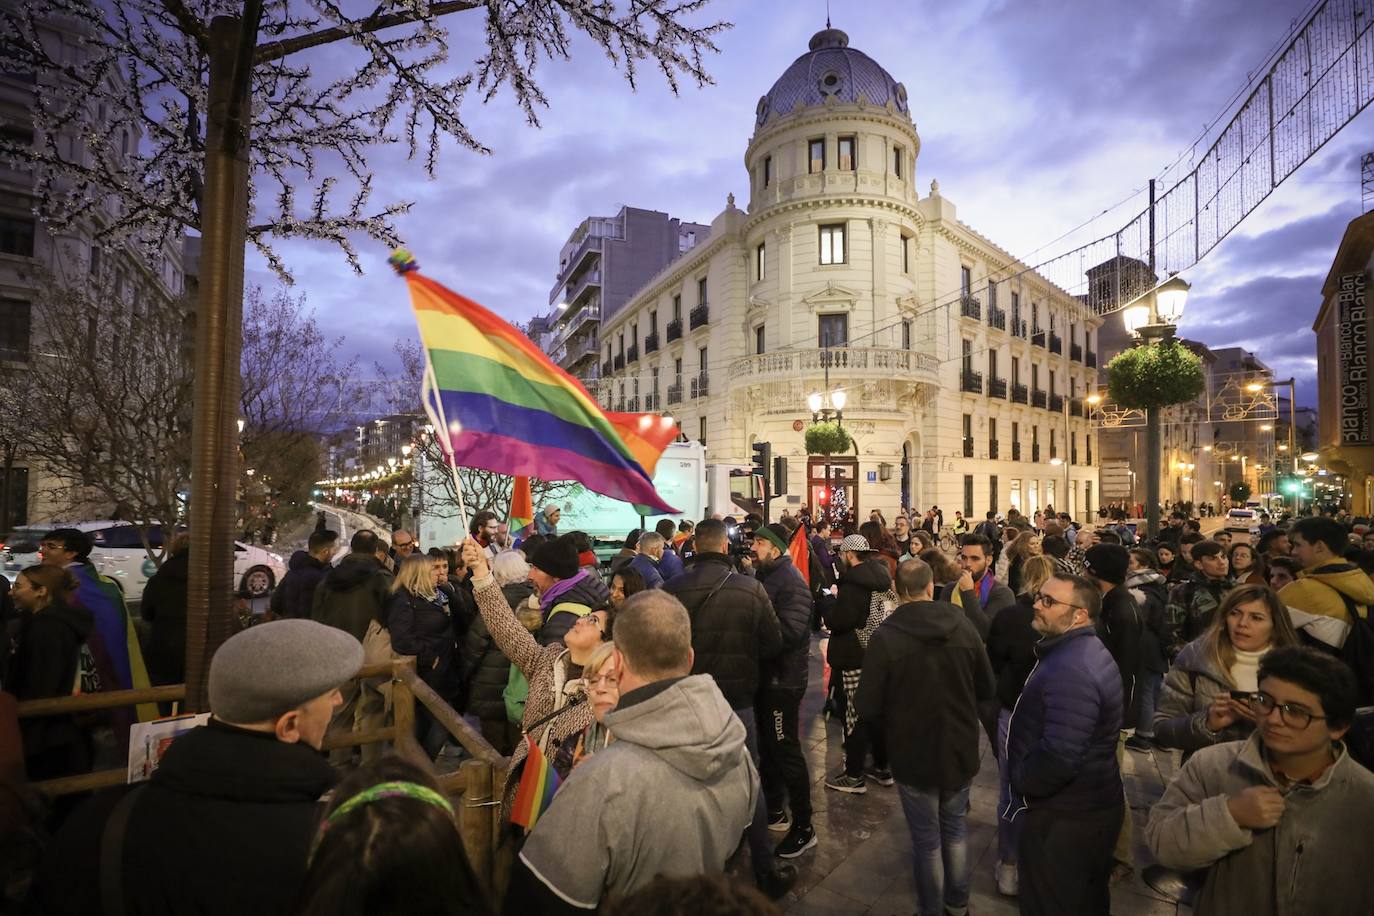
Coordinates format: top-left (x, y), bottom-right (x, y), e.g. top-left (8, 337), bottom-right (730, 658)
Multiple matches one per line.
top-left (751, 441), bottom-right (772, 486)
top-left (773, 455), bottom-right (788, 496)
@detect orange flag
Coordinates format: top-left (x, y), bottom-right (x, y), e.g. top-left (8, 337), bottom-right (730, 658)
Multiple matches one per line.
top-left (510, 475), bottom-right (534, 534)
top-left (789, 523), bottom-right (811, 587)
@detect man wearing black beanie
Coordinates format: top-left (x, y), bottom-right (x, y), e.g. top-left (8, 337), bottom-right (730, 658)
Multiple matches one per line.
top-left (529, 533), bottom-right (609, 647)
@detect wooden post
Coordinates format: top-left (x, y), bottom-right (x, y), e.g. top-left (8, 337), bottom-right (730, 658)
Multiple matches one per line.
top-left (458, 757), bottom-right (494, 894)
top-left (489, 763), bottom-right (513, 903)
top-left (390, 657), bottom-right (426, 767)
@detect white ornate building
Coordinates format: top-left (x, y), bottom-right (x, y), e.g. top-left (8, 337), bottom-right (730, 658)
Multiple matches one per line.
top-left (596, 28), bottom-right (1103, 521)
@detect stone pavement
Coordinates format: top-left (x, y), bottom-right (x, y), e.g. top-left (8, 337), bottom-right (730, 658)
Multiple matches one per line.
top-left (770, 635), bottom-right (1191, 915)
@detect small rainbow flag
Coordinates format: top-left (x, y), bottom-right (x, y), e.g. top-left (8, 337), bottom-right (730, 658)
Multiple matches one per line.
top-left (510, 475), bottom-right (534, 535)
top-left (393, 251), bottom-right (678, 514)
top-left (789, 523), bottom-right (812, 588)
top-left (511, 735), bottom-right (560, 831)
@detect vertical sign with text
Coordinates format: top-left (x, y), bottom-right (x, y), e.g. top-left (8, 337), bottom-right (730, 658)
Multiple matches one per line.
top-left (1338, 272), bottom-right (1371, 446)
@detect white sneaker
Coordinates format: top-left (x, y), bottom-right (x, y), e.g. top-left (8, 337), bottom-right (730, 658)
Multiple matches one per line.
top-left (996, 861), bottom-right (1019, 896)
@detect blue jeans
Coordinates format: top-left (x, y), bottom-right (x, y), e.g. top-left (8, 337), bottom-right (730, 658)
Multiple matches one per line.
top-left (996, 708), bottom-right (1021, 865)
top-left (1134, 673), bottom-right (1163, 738)
top-left (735, 708), bottom-right (775, 880)
top-left (897, 782), bottom-right (972, 916)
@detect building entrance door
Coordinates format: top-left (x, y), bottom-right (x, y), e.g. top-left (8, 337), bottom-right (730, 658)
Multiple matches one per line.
top-left (808, 456), bottom-right (859, 528)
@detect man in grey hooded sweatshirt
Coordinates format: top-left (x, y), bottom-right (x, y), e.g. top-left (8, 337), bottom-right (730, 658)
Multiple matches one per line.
top-left (509, 589), bottom-right (756, 913)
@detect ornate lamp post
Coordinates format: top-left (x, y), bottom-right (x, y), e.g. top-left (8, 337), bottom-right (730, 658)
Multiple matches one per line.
top-left (807, 388), bottom-right (847, 524)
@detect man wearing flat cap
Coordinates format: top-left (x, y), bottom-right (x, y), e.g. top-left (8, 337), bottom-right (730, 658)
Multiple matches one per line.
top-left (33, 620), bottom-right (364, 916)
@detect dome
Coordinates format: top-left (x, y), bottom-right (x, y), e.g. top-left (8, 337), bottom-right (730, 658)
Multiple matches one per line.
top-left (755, 28), bottom-right (909, 129)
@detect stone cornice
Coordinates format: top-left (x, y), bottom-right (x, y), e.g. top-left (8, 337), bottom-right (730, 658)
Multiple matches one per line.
top-left (744, 195), bottom-right (924, 236)
top-left (746, 103), bottom-right (920, 159)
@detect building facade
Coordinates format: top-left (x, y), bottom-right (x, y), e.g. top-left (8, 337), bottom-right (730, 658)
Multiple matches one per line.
top-left (595, 28), bottom-right (1102, 522)
top-left (545, 206), bottom-right (709, 381)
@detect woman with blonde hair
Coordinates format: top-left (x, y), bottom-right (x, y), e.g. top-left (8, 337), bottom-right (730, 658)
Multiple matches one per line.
top-left (1003, 530), bottom-right (1042, 596)
top-left (984, 553), bottom-right (1056, 895)
top-left (386, 553), bottom-right (461, 758)
top-left (1154, 583), bottom-right (1300, 755)
top-left (566, 641), bottom-right (619, 770)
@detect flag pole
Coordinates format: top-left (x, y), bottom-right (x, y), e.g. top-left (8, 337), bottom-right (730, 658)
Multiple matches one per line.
top-left (421, 360), bottom-right (470, 538)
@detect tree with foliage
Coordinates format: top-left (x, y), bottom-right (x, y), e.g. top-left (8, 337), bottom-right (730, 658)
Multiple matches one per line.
top-left (1229, 482), bottom-right (1253, 505)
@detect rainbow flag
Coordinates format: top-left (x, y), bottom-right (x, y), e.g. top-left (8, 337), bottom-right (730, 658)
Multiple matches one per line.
top-left (396, 256), bottom-right (678, 514)
top-left (510, 475), bottom-right (534, 535)
top-left (511, 735), bottom-right (560, 831)
top-left (789, 523), bottom-right (812, 588)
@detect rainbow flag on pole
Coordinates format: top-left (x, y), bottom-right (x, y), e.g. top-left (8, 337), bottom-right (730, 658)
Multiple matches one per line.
top-left (393, 253), bottom-right (678, 514)
top-left (511, 735), bottom-right (560, 831)
top-left (510, 475), bottom-right (534, 535)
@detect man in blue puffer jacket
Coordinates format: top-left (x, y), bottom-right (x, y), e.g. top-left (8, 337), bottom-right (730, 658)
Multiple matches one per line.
top-left (1005, 571), bottom-right (1124, 916)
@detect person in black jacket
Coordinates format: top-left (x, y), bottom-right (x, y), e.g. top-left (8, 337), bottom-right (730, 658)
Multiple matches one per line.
top-left (855, 557), bottom-right (994, 916)
top-left (752, 523), bottom-right (816, 859)
top-left (269, 529), bottom-right (337, 620)
top-left (386, 554), bottom-right (461, 758)
top-left (663, 519), bottom-right (794, 898)
top-left (459, 549), bottom-right (532, 756)
top-left (32, 619), bottom-right (362, 916)
top-left (5, 565), bottom-right (94, 781)
top-left (1124, 548), bottom-right (1170, 752)
top-left (140, 537), bottom-right (190, 687)
top-left (822, 535), bottom-right (894, 794)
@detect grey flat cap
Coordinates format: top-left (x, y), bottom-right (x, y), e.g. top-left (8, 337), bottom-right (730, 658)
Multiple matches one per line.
top-left (208, 619), bottom-right (364, 724)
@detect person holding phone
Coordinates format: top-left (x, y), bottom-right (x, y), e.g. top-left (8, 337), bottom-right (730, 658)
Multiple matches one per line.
top-left (1154, 584), bottom-right (1300, 757)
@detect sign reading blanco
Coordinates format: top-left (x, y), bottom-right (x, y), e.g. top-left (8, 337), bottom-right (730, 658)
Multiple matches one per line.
top-left (1337, 271), bottom-right (1370, 446)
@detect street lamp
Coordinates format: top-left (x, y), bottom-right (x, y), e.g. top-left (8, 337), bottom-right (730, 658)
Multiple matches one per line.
top-left (807, 388), bottom-right (847, 524)
top-left (1122, 273), bottom-right (1191, 539)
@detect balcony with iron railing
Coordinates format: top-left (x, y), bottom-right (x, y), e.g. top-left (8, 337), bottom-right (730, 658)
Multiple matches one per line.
top-left (548, 234), bottom-right (605, 306)
top-left (666, 318), bottom-right (683, 343)
top-left (644, 332), bottom-right (659, 354)
top-left (1071, 397), bottom-right (1084, 418)
top-left (613, 354), bottom-right (624, 371)
top-left (989, 377), bottom-right (1008, 399)
top-left (1086, 350), bottom-right (1097, 368)
top-left (1032, 444), bottom-right (1041, 462)
top-left (1071, 342), bottom-right (1083, 362)
top-left (1050, 442), bottom-right (1058, 460)
top-left (602, 358), bottom-right (613, 377)
top-left (990, 440), bottom-right (1000, 460)
top-left (1012, 383), bottom-right (1029, 404)
top-left (613, 398), bottom-right (625, 412)
top-left (644, 392), bottom-right (659, 411)
top-left (1032, 389), bottom-right (1047, 409)
top-left (963, 436), bottom-right (974, 458)
top-left (728, 346), bottom-right (941, 390)
top-left (550, 300), bottom-right (601, 349)
top-left (561, 334), bottom-right (600, 368)
top-left (960, 369), bottom-right (984, 394)
top-left (625, 396), bottom-right (640, 412)
top-left (960, 295), bottom-right (982, 321)
top-left (1049, 394), bottom-right (1065, 413)
top-left (988, 307), bottom-right (1007, 331)
top-left (667, 382), bottom-right (682, 405)
top-left (690, 372), bottom-right (710, 399)
top-left (1012, 442), bottom-right (1021, 461)
top-left (1011, 318), bottom-right (1028, 338)
top-left (689, 304), bottom-right (710, 330)
top-left (1072, 447), bottom-right (1079, 465)
top-left (626, 344), bottom-right (639, 364)
top-left (1031, 327), bottom-right (1046, 348)
top-left (562, 267), bottom-right (602, 312)
top-left (1049, 333), bottom-right (1063, 355)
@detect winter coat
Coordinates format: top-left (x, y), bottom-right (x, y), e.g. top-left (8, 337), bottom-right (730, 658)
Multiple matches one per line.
top-left (1167, 573), bottom-right (1235, 656)
top-left (1153, 635), bottom-right (1255, 753)
top-left (627, 552), bottom-right (665, 590)
top-left (471, 574), bottom-right (592, 820)
top-left (937, 574), bottom-right (1013, 641)
top-left (34, 719), bottom-right (336, 916)
top-left (140, 551), bottom-right (189, 685)
top-left (664, 552), bottom-right (783, 711)
top-left (6, 600), bottom-right (93, 769)
top-left (986, 596), bottom-right (1040, 711)
top-left (855, 599), bottom-right (995, 791)
top-left (754, 555), bottom-right (812, 691)
top-left (514, 675), bottom-right (755, 907)
top-left (459, 580), bottom-right (532, 721)
top-left (311, 553), bottom-right (392, 642)
top-left (1279, 561), bottom-right (1374, 626)
top-left (1006, 626), bottom-right (1123, 814)
top-left (268, 550), bottom-right (328, 620)
top-left (822, 558), bottom-right (892, 671)
top-left (1097, 583), bottom-right (1143, 729)
top-left (1127, 568), bottom-right (1171, 674)
top-left (1145, 733), bottom-right (1374, 916)
top-left (658, 546), bottom-right (685, 582)
top-left (537, 571), bottom-right (610, 647)
top-left (386, 587), bottom-right (459, 699)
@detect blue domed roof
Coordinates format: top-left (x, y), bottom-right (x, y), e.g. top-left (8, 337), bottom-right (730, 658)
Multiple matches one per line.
top-left (755, 28), bottom-right (909, 128)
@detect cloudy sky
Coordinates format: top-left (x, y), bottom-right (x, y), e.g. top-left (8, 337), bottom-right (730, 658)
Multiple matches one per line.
top-left (250, 0), bottom-right (1371, 409)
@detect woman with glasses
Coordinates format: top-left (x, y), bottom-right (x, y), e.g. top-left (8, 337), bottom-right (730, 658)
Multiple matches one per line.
top-left (1153, 583), bottom-right (1300, 756)
top-left (1228, 542), bottom-right (1266, 586)
top-left (567, 641), bottom-right (620, 770)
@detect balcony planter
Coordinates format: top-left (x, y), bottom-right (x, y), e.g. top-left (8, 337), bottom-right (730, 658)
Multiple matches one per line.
top-left (805, 421), bottom-right (851, 456)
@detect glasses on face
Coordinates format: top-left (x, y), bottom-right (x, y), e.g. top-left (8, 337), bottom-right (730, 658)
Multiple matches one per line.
top-left (1034, 592), bottom-right (1083, 613)
top-left (1250, 691), bottom-right (1327, 729)
top-left (589, 672), bottom-right (619, 689)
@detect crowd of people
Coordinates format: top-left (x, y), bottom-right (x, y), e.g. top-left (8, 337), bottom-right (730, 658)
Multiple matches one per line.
top-left (4, 499), bottom-right (1374, 915)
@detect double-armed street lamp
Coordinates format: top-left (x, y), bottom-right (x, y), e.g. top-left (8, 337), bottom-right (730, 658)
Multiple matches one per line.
top-left (1121, 274), bottom-right (1191, 539)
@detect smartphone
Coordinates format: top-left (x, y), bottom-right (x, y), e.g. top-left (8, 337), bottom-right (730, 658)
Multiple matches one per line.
top-left (1229, 690), bottom-right (1254, 701)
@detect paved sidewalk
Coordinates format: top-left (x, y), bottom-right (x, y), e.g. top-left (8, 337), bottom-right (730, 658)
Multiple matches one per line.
top-left (770, 635), bottom-right (1190, 915)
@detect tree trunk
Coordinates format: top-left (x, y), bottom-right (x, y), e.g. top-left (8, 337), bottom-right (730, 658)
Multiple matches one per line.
top-left (185, 15), bottom-right (253, 711)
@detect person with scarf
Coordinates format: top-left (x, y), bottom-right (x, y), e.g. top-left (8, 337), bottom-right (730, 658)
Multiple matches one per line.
top-left (938, 533), bottom-right (1014, 641)
top-left (528, 534), bottom-right (611, 647)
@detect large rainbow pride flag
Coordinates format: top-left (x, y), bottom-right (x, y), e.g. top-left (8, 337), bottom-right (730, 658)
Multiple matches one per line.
top-left (395, 253), bottom-right (679, 514)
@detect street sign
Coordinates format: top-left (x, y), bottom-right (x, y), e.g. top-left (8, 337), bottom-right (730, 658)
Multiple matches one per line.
top-left (866, 471), bottom-right (877, 482)
top-left (1100, 459), bottom-right (1133, 498)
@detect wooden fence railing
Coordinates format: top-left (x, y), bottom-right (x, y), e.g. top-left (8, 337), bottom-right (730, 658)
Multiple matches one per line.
top-left (16, 655), bottom-right (512, 897)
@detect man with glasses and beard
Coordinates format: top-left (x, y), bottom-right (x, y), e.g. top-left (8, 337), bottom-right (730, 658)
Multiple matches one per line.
top-left (1005, 573), bottom-right (1124, 916)
top-left (1146, 646), bottom-right (1374, 914)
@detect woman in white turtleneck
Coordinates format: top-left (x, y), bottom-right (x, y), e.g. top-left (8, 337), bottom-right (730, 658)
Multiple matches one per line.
top-left (1153, 583), bottom-right (1301, 756)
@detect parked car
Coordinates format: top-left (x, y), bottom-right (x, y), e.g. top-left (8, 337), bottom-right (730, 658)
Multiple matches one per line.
top-left (1224, 507), bottom-right (1261, 537)
top-left (0, 521), bottom-right (286, 604)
